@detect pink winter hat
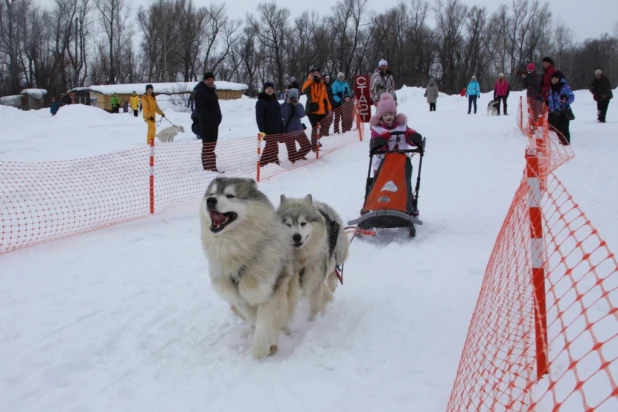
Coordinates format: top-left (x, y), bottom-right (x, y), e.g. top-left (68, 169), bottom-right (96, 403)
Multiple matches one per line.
top-left (376, 93), bottom-right (397, 117)
top-left (527, 62), bottom-right (535, 71)
top-left (370, 93), bottom-right (407, 127)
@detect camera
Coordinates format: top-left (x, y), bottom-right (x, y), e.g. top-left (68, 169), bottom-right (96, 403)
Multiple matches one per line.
top-left (313, 75), bottom-right (321, 82)
top-left (289, 97), bottom-right (297, 103)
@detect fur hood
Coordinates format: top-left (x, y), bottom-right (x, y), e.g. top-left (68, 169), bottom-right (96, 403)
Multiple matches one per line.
top-left (369, 113), bottom-right (407, 127)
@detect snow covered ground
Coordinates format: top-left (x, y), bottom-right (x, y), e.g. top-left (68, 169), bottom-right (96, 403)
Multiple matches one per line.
top-left (0, 87), bottom-right (616, 411)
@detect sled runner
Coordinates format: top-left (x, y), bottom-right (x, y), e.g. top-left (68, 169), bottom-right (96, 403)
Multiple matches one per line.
top-left (347, 131), bottom-right (426, 237)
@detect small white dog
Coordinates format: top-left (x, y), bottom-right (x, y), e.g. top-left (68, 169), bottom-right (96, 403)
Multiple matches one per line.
top-left (156, 125), bottom-right (185, 142)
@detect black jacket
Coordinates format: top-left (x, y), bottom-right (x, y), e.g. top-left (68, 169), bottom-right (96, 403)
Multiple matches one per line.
top-left (255, 92), bottom-right (283, 135)
top-left (589, 75), bottom-right (613, 101)
top-left (194, 81), bottom-right (222, 125)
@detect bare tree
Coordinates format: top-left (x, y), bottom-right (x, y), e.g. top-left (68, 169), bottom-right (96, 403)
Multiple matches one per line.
top-left (95, 0), bottom-right (130, 84)
top-left (249, 2), bottom-right (290, 90)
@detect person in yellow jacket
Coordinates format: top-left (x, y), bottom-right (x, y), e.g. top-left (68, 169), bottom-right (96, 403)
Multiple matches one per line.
top-left (130, 91), bottom-right (140, 117)
top-left (142, 84), bottom-right (165, 145)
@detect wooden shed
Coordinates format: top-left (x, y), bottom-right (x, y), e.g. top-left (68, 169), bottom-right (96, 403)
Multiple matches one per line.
top-left (68, 81), bottom-right (247, 113)
top-left (0, 89), bottom-right (47, 110)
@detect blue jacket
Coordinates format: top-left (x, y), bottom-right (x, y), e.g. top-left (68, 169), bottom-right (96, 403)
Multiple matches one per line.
top-left (331, 80), bottom-right (351, 105)
top-left (280, 102), bottom-right (306, 133)
top-left (50, 101), bottom-right (60, 115)
top-left (548, 79), bottom-right (574, 113)
top-left (466, 81), bottom-right (480, 97)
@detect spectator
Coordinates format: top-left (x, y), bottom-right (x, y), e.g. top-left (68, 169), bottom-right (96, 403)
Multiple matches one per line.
top-left (302, 68), bottom-right (332, 150)
top-left (130, 91), bottom-right (140, 117)
top-left (589, 69), bottom-right (613, 123)
top-left (494, 73), bottom-right (510, 115)
top-left (281, 88), bottom-right (312, 164)
top-left (331, 72), bottom-right (352, 133)
top-left (256, 81), bottom-right (284, 167)
top-left (370, 59), bottom-right (397, 109)
top-left (50, 96), bottom-right (59, 116)
top-left (424, 78), bottom-right (439, 112)
top-left (521, 63), bottom-right (543, 102)
top-left (321, 73), bottom-right (336, 136)
top-left (460, 87), bottom-right (466, 97)
top-left (540, 56), bottom-right (558, 104)
top-left (466, 75), bottom-right (481, 114)
top-left (109, 93), bottom-right (121, 113)
top-left (194, 72), bottom-right (222, 171)
top-left (521, 63), bottom-right (544, 132)
top-left (142, 84), bottom-right (165, 145)
top-left (548, 70), bottom-right (574, 146)
top-left (61, 93), bottom-right (72, 106)
top-left (340, 92), bottom-right (355, 133)
top-left (288, 76), bottom-right (300, 90)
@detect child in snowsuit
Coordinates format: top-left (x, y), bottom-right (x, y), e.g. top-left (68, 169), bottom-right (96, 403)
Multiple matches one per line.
top-left (369, 93), bottom-right (423, 174)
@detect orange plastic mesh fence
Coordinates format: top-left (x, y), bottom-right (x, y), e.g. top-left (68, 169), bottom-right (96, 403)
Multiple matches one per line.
top-left (447, 99), bottom-right (618, 411)
top-left (0, 102), bottom-right (365, 254)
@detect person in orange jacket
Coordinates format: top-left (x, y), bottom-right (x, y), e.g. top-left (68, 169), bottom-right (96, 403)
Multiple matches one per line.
top-left (142, 84), bottom-right (165, 145)
top-left (302, 68), bottom-right (332, 150)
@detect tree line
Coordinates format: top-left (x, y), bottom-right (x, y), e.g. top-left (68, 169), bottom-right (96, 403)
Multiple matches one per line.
top-left (1, 0), bottom-right (617, 98)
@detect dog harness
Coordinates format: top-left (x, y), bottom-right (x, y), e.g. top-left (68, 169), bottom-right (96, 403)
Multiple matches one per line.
top-left (318, 210), bottom-right (340, 259)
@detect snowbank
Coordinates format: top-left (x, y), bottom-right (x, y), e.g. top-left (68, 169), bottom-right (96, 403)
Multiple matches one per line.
top-left (71, 81), bottom-right (248, 95)
top-left (0, 95), bottom-right (22, 108)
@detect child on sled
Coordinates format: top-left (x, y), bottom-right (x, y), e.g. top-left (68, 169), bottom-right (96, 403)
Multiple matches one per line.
top-left (369, 93), bottom-right (423, 175)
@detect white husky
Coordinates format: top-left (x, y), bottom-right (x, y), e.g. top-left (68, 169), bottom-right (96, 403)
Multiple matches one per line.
top-left (199, 177), bottom-right (299, 359)
top-left (277, 194), bottom-right (349, 320)
top-left (156, 124), bottom-right (185, 142)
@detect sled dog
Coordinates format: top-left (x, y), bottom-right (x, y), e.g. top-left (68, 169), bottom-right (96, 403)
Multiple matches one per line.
top-left (199, 177), bottom-right (299, 359)
top-left (277, 194), bottom-right (349, 321)
top-left (487, 99), bottom-right (500, 116)
top-left (156, 125), bottom-right (185, 142)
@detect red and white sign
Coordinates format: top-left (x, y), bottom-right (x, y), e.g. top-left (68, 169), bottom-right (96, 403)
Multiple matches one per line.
top-left (354, 74), bottom-right (371, 122)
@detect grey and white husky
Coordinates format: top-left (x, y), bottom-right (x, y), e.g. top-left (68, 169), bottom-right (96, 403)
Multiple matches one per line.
top-left (277, 194), bottom-right (349, 321)
top-left (487, 98), bottom-right (500, 115)
top-left (199, 177), bottom-right (300, 359)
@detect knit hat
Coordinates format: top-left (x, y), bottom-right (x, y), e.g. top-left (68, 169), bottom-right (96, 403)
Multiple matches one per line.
top-left (337, 72), bottom-right (344, 79)
top-left (203, 72), bottom-right (215, 80)
top-left (289, 76), bottom-right (296, 83)
top-left (526, 63), bottom-right (535, 71)
top-left (379, 59), bottom-right (388, 67)
top-left (287, 88), bottom-right (299, 100)
top-left (542, 57), bottom-right (554, 65)
top-left (499, 73), bottom-right (504, 78)
top-left (551, 70), bottom-right (564, 80)
top-left (595, 69), bottom-right (602, 75)
top-left (370, 93), bottom-right (406, 127)
top-left (145, 84), bottom-right (153, 91)
top-left (263, 81), bottom-right (275, 90)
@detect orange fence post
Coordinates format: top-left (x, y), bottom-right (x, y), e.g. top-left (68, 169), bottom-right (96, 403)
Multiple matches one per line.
top-left (256, 133), bottom-right (262, 182)
top-left (149, 129), bottom-right (155, 215)
top-left (526, 147), bottom-right (548, 381)
top-left (315, 123), bottom-right (320, 159)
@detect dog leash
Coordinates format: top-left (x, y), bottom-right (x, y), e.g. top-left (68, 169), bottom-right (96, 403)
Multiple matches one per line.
top-left (335, 226), bottom-right (376, 285)
top-left (163, 116), bottom-right (182, 131)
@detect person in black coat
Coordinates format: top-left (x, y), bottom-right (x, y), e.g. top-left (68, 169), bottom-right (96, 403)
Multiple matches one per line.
top-left (288, 76), bottom-right (300, 90)
top-left (256, 81), bottom-right (283, 167)
top-left (194, 72), bottom-right (222, 171)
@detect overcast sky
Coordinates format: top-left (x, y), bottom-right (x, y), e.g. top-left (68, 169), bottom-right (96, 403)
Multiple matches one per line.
top-left (113, 0), bottom-right (617, 41)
